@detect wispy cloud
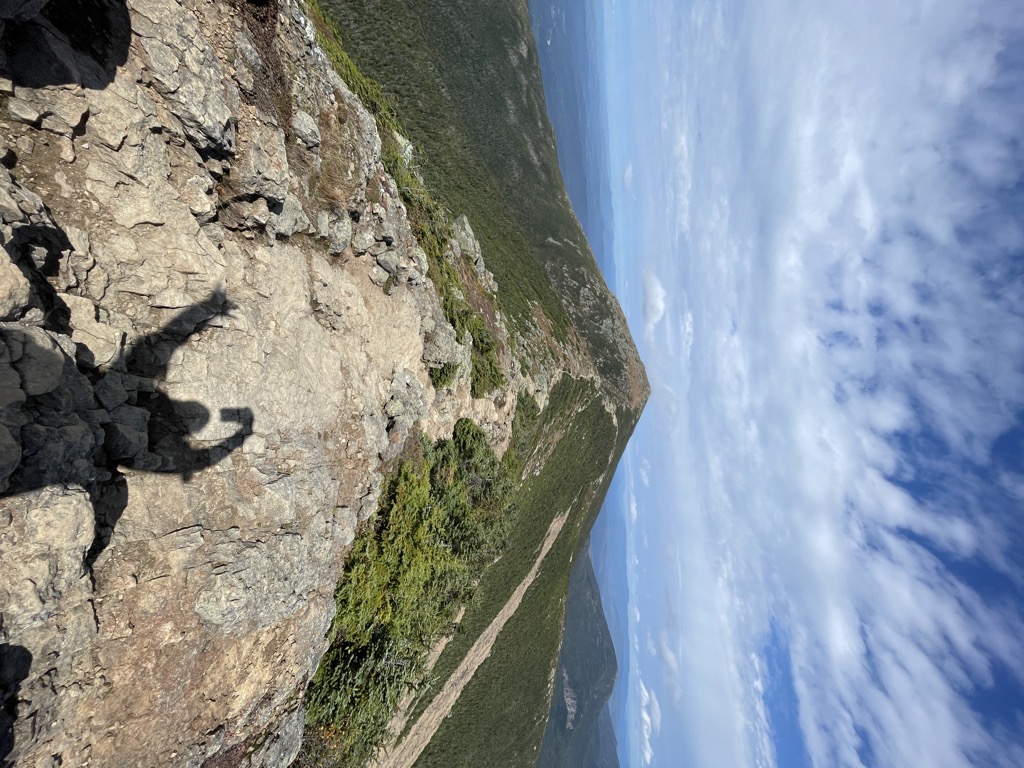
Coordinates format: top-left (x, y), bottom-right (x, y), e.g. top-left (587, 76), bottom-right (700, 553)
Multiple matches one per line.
top-left (642, 271), bottom-right (667, 344)
top-left (602, 0), bottom-right (1024, 766)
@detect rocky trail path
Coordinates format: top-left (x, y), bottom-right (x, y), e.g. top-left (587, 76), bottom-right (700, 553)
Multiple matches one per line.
top-left (374, 507), bottom-right (571, 768)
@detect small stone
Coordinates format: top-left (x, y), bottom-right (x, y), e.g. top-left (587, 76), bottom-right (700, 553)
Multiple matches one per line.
top-left (274, 194), bottom-right (310, 238)
top-left (336, 506), bottom-right (357, 548)
top-left (15, 135), bottom-right (33, 155)
top-left (0, 187), bottom-right (20, 223)
top-left (151, 289), bottom-right (197, 309)
top-left (248, 197), bottom-right (271, 227)
top-left (410, 245), bottom-right (428, 275)
top-left (58, 136), bottom-right (76, 163)
top-left (231, 119), bottom-right (289, 206)
top-left (6, 98), bottom-right (40, 126)
top-left (182, 175), bottom-right (216, 222)
top-left (204, 157), bottom-right (225, 178)
top-left (41, 115), bottom-right (73, 137)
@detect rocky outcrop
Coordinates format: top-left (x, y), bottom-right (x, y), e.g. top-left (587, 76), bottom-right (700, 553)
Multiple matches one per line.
top-left (0, 1), bottom-right (525, 765)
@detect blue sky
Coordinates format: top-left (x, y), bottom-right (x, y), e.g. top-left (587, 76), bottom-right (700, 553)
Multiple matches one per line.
top-left (534, 0), bottom-right (1024, 766)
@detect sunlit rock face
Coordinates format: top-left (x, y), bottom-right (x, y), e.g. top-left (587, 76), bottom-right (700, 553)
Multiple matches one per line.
top-left (0, 1), bottom-right (524, 764)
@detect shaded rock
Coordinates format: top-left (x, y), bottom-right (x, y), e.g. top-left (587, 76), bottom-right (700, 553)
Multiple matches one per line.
top-left (101, 419), bottom-right (146, 461)
top-left (19, 418), bottom-right (97, 488)
top-left (0, 422), bottom-right (18, 489)
top-left (0, 347), bottom-right (25, 410)
top-left (0, 0), bottom-right (49, 20)
top-left (10, 327), bottom-right (64, 396)
top-left (93, 372), bottom-right (129, 410)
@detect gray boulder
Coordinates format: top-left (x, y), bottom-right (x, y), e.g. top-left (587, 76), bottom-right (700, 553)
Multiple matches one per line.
top-left (292, 109), bottom-right (321, 150)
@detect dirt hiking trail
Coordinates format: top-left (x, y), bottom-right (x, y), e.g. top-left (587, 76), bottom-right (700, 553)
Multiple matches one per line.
top-left (374, 508), bottom-right (571, 768)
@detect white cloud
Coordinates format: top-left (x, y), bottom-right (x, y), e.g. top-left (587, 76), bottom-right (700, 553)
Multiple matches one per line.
top-left (606, 0), bottom-right (1024, 766)
top-left (642, 271), bottom-right (667, 344)
top-left (639, 456), bottom-right (651, 487)
top-left (638, 678), bottom-right (664, 765)
top-left (624, 161), bottom-right (635, 189)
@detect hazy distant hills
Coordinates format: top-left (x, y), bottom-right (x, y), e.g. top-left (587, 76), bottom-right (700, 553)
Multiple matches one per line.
top-left (529, 0), bottom-right (616, 285)
top-left (537, 547), bottom-right (620, 768)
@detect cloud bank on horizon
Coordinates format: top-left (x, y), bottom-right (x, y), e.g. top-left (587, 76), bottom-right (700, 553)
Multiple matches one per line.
top-left (600, 0), bottom-right (1024, 766)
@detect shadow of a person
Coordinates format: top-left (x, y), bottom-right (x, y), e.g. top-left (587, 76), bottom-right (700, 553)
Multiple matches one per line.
top-left (119, 289), bottom-right (254, 480)
top-left (86, 289), bottom-right (255, 563)
top-left (1, 289), bottom-right (253, 565)
top-left (0, 643), bottom-right (32, 768)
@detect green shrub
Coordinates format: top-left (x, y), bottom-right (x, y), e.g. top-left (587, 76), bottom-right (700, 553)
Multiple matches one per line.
top-left (301, 419), bottom-right (515, 766)
top-left (428, 362), bottom-right (459, 389)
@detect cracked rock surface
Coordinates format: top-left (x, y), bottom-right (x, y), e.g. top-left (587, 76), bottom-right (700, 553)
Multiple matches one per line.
top-left (0, 0), bottom-right (525, 765)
